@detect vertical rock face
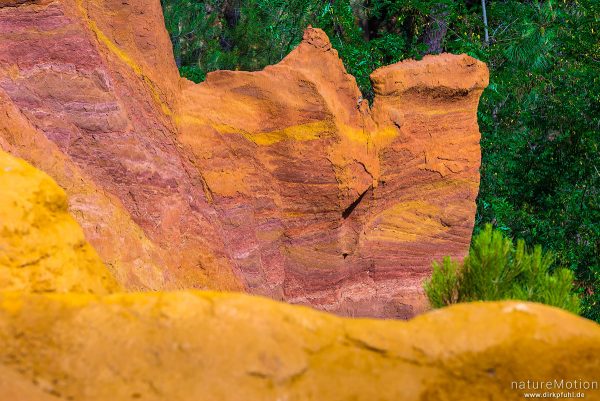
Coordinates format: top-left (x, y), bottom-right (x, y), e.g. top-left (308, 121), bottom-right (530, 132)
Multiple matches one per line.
top-left (0, 0), bottom-right (488, 317)
top-left (177, 30), bottom-right (488, 317)
top-left (0, 0), bottom-right (242, 292)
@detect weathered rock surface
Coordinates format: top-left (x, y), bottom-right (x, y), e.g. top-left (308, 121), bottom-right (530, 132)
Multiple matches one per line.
top-left (0, 292), bottom-right (598, 401)
top-left (0, 151), bottom-right (119, 294)
top-left (0, 150), bottom-right (598, 401)
top-left (0, 0), bottom-right (488, 317)
top-left (0, 0), bottom-right (242, 293)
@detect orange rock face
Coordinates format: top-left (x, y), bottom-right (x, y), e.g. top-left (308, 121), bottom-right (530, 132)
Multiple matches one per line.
top-left (0, 0), bottom-right (488, 317)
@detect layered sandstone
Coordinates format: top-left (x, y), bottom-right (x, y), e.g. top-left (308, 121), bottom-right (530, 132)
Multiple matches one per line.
top-left (0, 150), bottom-right (598, 401)
top-left (0, 0), bottom-right (488, 317)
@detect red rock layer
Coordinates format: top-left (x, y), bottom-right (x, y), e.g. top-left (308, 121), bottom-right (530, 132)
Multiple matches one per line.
top-left (0, 0), bottom-right (488, 318)
top-left (0, 0), bottom-right (241, 292)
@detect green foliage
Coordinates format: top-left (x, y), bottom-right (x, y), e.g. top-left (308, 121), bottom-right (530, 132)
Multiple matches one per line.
top-left (470, 0), bottom-right (599, 320)
top-left (179, 65), bottom-right (206, 83)
top-left (425, 225), bottom-right (580, 314)
top-left (425, 257), bottom-right (459, 308)
top-left (160, 0), bottom-right (222, 70)
top-left (161, 0), bottom-right (599, 321)
top-left (161, 0), bottom-right (417, 97)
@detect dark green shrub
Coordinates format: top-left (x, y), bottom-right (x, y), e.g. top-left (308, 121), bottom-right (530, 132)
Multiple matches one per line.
top-left (424, 225), bottom-right (580, 314)
top-left (179, 65), bottom-right (206, 83)
top-left (423, 257), bottom-right (460, 308)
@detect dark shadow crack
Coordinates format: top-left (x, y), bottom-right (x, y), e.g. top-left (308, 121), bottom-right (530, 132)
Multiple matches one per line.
top-left (342, 185), bottom-right (371, 219)
top-left (343, 334), bottom-right (388, 356)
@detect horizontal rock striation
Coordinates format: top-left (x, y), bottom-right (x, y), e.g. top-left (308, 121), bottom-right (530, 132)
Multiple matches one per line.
top-left (0, 0), bottom-right (488, 317)
top-left (1, 150), bottom-right (598, 401)
top-left (0, 0), bottom-right (242, 293)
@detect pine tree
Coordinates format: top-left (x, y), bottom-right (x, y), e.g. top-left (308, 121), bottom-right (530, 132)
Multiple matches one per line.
top-left (424, 225), bottom-right (580, 314)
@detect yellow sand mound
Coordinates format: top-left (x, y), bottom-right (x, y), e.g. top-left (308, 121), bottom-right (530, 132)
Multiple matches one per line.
top-left (0, 151), bottom-right (119, 294)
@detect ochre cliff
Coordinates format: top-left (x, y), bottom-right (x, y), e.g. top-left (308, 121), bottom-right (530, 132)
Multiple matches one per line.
top-left (1, 151), bottom-right (599, 401)
top-left (0, 0), bottom-right (488, 317)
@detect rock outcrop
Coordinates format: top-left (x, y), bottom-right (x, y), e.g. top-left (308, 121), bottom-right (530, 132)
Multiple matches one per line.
top-left (1, 150), bottom-right (599, 401)
top-left (0, 151), bottom-right (119, 294)
top-left (0, 0), bottom-right (488, 317)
